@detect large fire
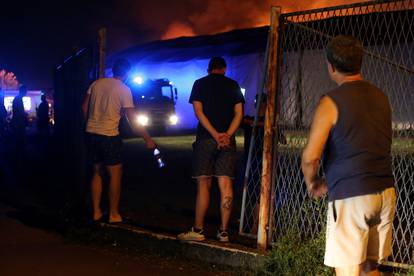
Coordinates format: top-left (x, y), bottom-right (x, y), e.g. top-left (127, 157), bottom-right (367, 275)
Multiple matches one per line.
top-left (160, 0), bottom-right (371, 40)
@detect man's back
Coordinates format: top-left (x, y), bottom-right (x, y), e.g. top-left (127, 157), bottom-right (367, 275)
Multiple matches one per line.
top-left (189, 74), bottom-right (244, 140)
top-left (12, 96), bottom-right (25, 119)
top-left (324, 80), bottom-right (394, 200)
top-left (37, 101), bottom-right (49, 128)
top-left (86, 78), bottom-right (133, 137)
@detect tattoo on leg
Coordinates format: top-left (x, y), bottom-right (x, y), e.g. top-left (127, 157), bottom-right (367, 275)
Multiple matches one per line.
top-left (222, 196), bottom-right (233, 210)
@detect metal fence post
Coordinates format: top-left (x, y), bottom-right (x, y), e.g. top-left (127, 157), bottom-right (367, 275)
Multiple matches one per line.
top-left (98, 28), bottom-right (107, 79)
top-left (257, 6), bottom-right (281, 251)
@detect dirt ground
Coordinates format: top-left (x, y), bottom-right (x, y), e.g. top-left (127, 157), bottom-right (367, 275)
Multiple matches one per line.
top-left (0, 203), bottom-right (234, 276)
top-left (0, 131), bottom-right (253, 275)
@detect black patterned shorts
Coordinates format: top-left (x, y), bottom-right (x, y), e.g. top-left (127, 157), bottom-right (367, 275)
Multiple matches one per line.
top-left (192, 138), bottom-right (237, 179)
top-left (86, 133), bottom-right (122, 166)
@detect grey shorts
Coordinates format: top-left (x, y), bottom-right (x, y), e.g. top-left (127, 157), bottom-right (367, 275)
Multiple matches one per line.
top-left (192, 138), bottom-right (237, 179)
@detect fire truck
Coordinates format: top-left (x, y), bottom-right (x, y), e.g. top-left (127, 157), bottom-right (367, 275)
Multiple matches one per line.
top-left (120, 77), bottom-right (178, 136)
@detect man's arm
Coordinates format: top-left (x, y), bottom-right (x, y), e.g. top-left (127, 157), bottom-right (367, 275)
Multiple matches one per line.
top-left (125, 108), bottom-right (156, 149)
top-left (81, 93), bottom-right (91, 120)
top-left (192, 100), bottom-right (223, 143)
top-left (225, 103), bottom-right (243, 137)
top-left (301, 96), bottom-right (337, 198)
top-left (82, 83), bottom-right (95, 121)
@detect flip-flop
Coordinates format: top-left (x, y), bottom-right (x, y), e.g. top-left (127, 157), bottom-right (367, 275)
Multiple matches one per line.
top-left (108, 216), bottom-right (132, 225)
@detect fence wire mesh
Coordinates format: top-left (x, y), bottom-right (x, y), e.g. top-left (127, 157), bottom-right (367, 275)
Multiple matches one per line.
top-left (239, 119), bottom-right (265, 237)
top-left (270, 0), bottom-right (414, 266)
top-left (239, 0), bottom-right (413, 267)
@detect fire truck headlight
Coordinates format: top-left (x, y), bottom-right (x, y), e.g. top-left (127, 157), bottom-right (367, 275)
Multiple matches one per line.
top-left (169, 114), bottom-right (178, 125)
top-left (136, 114), bottom-right (149, 126)
top-left (133, 76), bottom-right (143, 85)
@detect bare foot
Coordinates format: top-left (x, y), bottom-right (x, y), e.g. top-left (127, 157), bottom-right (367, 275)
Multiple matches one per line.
top-left (93, 210), bottom-right (103, 221)
top-left (108, 214), bottom-right (122, 223)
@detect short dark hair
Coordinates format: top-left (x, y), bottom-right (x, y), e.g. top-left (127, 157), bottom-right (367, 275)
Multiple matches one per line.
top-left (112, 59), bottom-right (131, 77)
top-left (326, 35), bottom-right (363, 75)
top-left (208, 57), bottom-right (227, 71)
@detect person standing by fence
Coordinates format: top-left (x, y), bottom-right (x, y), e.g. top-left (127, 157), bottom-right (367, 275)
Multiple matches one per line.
top-left (178, 57), bottom-right (244, 242)
top-left (82, 59), bottom-right (155, 224)
top-left (36, 94), bottom-right (50, 136)
top-left (301, 35), bottom-right (396, 276)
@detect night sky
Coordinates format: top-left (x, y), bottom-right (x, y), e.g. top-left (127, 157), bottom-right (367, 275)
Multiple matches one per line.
top-left (0, 0), bottom-right (367, 89)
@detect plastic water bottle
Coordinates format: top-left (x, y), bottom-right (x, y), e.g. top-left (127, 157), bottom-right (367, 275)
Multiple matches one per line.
top-left (153, 147), bottom-right (165, 168)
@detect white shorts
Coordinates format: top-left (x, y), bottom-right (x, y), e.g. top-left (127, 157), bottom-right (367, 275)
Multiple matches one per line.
top-left (324, 187), bottom-right (396, 268)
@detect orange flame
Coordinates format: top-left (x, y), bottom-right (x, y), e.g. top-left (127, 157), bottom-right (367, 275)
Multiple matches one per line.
top-left (161, 22), bottom-right (196, 40)
top-left (160, 0), bottom-right (373, 39)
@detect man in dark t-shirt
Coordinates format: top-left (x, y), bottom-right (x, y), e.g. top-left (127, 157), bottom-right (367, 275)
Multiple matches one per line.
top-left (302, 36), bottom-right (396, 275)
top-left (178, 57), bottom-right (244, 242)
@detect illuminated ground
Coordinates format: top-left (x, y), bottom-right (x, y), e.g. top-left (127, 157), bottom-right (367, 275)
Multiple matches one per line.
top-left (119, 134), bottom-right (247, 241)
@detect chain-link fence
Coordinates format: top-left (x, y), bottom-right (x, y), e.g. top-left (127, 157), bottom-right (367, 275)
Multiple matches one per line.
top-left (239, 102), bottom-right (266, 237)
top-left (54, 45), bottom-right (98, 214)
top-left (240, 0), bottom-right (414, 267)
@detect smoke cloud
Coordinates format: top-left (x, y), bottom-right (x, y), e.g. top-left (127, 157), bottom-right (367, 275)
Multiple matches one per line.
top-left (116, 0), bottom-right (370, 42)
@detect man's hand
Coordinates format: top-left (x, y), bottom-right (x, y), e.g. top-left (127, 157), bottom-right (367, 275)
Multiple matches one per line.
top-left (301, 96), bottom-right (336, 200)
top-left (215, 133), bottom-right (231, 149)
top-left (307, 177), bottom-right (328, 199)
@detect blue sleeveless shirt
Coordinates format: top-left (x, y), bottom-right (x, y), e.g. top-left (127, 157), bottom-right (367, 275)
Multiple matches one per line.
top-left (323, 80), bottom-right (394, 201)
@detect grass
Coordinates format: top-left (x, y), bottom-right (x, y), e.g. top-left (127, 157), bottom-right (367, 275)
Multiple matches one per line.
top-left (259, 198), bottom-right (334, 276)
top-left (260, 229), bottom-right (334, 276)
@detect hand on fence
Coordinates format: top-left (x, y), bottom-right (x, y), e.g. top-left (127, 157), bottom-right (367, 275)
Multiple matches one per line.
top-left (308, 178), bottom-right (328, 199)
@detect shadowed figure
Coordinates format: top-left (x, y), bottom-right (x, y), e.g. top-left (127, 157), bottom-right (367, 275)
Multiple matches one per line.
top-left (10, 85), bottom-right (28, 157)
top-left (0, 89), bottom-right (7, 139)
top-left (36, 94), bottom-right (50, 136)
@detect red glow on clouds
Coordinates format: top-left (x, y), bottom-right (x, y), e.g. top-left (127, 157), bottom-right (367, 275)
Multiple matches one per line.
top-left (159, 0), bottom-right (371, 40)
top-left (161, 22), bottom-right (196, 40)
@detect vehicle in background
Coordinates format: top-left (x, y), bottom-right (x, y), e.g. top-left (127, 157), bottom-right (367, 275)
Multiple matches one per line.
top-left (120, 77), bottom-right (178, 137)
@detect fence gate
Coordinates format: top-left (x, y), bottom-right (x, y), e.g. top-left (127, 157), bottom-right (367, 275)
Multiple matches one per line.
top-left (240, 0), bottom-right (414, 268)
